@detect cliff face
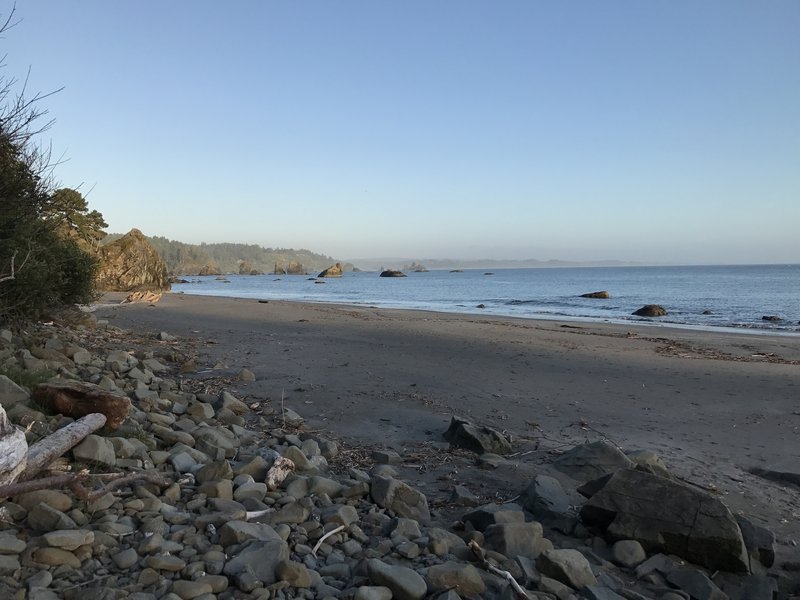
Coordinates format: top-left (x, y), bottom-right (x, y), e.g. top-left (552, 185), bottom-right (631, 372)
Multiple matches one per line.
top-left (95, 229), bottom-right (171, 292)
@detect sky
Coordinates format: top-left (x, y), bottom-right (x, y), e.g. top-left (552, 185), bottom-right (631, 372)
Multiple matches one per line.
top-left (2, 1), bottom-right (798, 264)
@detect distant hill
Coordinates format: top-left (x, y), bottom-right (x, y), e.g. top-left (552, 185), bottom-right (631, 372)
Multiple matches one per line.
top-left (102, 233), bottom-right (351, 276)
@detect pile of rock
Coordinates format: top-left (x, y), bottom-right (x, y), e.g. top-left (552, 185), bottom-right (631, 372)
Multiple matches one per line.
top-left (0, 317), bottom-right (794, 600)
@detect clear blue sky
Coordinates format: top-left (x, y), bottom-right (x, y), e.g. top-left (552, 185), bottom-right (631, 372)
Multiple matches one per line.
top-left (3, 2), bottom-right (798, 264)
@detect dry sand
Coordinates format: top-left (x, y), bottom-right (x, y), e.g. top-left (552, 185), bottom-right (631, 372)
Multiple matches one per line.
top-left (93, 292), bottom-right (800, 553)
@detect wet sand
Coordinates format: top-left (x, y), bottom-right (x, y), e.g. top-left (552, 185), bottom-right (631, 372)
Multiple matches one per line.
top-left (93, 292), bottom-right (800, 548)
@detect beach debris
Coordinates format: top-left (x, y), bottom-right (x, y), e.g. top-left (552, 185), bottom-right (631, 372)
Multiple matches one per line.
top-left (121, 290), bottom-right (163, 304)
top-left (32, 381), bottom-right (131, 431)
top-left (580, 290), bottom-right (611, 299)
top-left (265, 455), bottom-right (294, 490)
top-left (443, 415), bottom-right (513, 455)
top-left (632, 304), bottom-right (667, 317)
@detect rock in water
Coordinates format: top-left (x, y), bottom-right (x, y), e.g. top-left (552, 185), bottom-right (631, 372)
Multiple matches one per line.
top-left (318, 263), bottom-right (344, 278)
top-left (443, 416), bottom-right (513, 455)
top-left (581, 291), bottom-right (610, 299)
top-left (95, 228), bottom-right (170, 292)
top-left (632, 304), bottom-right (667, 317)
top-left (580, 468), bottom-right (749, 573)
top-left (379, 270), bottom-right (407, 277)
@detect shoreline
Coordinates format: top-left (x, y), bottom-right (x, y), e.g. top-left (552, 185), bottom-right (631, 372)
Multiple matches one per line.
top-left (93, 292), bottom-right (800, 549)
top-left (168, 288), bottom-right (800, 339)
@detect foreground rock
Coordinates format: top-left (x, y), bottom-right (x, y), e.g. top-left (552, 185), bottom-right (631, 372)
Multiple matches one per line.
top-left (95, 228), bottom-right (171, 292)
top-left (580, 468), bottom-right (750, 573)
top-left (443, 415), bottom-right (512, 455)
top-left (0, 318), bottom-right (789, 600)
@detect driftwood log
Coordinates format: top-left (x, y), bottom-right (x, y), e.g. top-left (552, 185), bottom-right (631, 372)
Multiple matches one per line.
top-left (0, 404), bottom-right (28, 485)
top-left (32, 381), bottom-right (131, 430)
top-left (21, 413), bottom-right (107, 480)
top-left (123, 291), bottom-right (162, 304)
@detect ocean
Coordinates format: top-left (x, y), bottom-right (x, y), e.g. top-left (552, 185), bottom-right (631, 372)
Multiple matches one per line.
top-left (171, 264), bottom-right (800, 334)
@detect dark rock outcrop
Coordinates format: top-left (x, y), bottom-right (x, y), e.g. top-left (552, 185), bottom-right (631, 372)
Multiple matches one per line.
top-left (318, 263), bottom-right (343, 278)
top-left (761, 315), bottom-right (782, 322)
top-left (95, 229), bottom-right (170, 292)
top-left (443, 416), bottom-right (512, 455)
top-left (579, 468), bottom-right (749, 573)
top-left (632, 304), bottom-right (667, 317)
top-left (552, 441), bottom-right (634, 483)
top-left (380, 270), bottom-right (407, 278)
top-left (581, 291), bottom-right (610, 299)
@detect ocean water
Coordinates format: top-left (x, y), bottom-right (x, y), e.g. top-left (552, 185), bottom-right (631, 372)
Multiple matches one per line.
top-left (172, 264), bottom-right (800, 334)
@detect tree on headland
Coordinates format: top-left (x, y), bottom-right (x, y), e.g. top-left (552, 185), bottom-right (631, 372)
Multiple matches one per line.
top-left (0, 7), bottom-right (104, 320)
top-left (46, 188), bottom-right (108, 251)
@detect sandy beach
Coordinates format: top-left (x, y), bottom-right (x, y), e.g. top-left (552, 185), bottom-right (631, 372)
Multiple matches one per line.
top-left (93, 292), bottom-right (800, 552)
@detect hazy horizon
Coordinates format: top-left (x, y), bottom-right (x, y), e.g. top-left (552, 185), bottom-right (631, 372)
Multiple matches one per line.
top-left (4, 2), bottom-right (798, 266)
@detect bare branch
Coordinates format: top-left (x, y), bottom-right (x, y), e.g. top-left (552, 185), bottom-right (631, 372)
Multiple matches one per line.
top-left (0, 245), bottom-right (32, 284)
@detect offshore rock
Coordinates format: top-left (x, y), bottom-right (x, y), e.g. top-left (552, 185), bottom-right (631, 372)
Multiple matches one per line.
top-left (95, 228), bottom-right (170, 292)
top-left (318, 263), bottom-right (344, 278)
top-left (379, 270), bottom-right (407, 277)
top-left (632, 304), bottom-right (667, 317)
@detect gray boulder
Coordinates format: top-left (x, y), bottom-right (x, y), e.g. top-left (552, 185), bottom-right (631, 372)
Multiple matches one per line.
top-left (537, 548), bottom-right (597, 589)
top-left (666, 567), bottom-right (728, 600)
top-left (734, 515), bottom-right (775, 569)
top-left (462, 502), bottom-right (525, 531)
top-left (222, 538), bottom-right (289, 584)
top-left (519, 474), bottom-right (580, 533)
top-left (367, 558), bottom-right (426, 600)
top-left (580, 469), bottom-right (749, 573)
top-left (553, 441), bottom-right (634, 483)
top-left (484, 522), bottom-right (545, 559)
top-left (443, 416), bottom-right (512, 455)
top-left (370, 476), bottom-right (430, 523)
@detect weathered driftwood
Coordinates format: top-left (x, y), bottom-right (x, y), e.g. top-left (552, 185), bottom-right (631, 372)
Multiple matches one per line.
top-left (21, 413), bottom-right (107, 480)
top-left (0, 469), bottom-right (171, 501)
top-left (0, 404), bottom-right (28, 485)
top-left (123, 291), bottom-right (162, 304)
top-left (469, 540), bottom-right (530, 599)
top-left (32, 381), bottom-right (130, 430)
top-left (266, 456), bottom-right (295, 491)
